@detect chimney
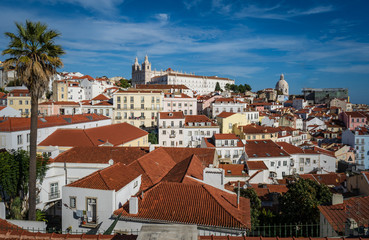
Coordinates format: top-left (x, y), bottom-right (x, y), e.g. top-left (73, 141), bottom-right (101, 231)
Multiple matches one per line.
top-left (129, 197), bottom-right (138, 214)
top-left (149, 144), bottom-right (155, 152)
top-left (332, 193), bottom-right (343, 205)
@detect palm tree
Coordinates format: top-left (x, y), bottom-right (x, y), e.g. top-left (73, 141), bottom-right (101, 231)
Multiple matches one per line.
top-left (2, 21), bottom-right (64, 220)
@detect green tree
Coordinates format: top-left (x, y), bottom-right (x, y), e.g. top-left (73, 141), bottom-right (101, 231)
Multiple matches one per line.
top-left (0, 150), bottom-right (49, 219)
top-left (215, 82), bottom-right (222, 92)
top-left (119, 78), bottom-right (131, 88)
top-left (2, 21), bottom-right (64, 220)
top-left (237, 187), bottom-right (261, 226)
top-left (279, 178), bottom-right (332, 224)
top-left (148, 131), bottom-right (158, 144)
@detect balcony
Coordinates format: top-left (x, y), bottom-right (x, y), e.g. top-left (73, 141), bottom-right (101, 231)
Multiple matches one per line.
top-left (115, 116), bottom-right (122, 120)
top-left (169, 134), bottom-right (176, 138)
top-left (49, 190), bottom-right (60, 200)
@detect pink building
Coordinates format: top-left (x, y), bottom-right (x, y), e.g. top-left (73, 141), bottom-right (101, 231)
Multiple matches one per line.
top-left (163, 93), bottom-right (197, 115)
top-left (341, 111), bottom-right (367, 130)
top-left (197, 94), bottom-right (222, 116)
top-left (39, 101), bottom-right (81, 116)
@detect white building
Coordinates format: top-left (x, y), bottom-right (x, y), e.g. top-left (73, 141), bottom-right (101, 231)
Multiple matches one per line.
top-left (342, 127), bottom-right (369, 170)
top-left (245, 140), bottom-right (291, 181)
top-left (0, 114), bottom-right (111, 151)
top-left (276, 142), bottom-right (336, 175)
top-left (39, 146), bottom-right (149, 217)
top-left (211, 98), bottom-right (247, 118)
top-left (292, 98), bottom-right (307, 110)
top-left (66, 81), bottom-right (85, 102)
top-left (131, 56), bottom-right (234, 94)
top-left (201, 133), bottom-right (245, 164)
top-left (79, 77), bottom-right (114, 100)
top-left (158, 111), bottom-right (185, 147)
top-left (163, 93), bottom-right (197, 115)
top-left (304, 117), bottom-right (327, 131)
top-left (184, 115), bottom-right (220, 147)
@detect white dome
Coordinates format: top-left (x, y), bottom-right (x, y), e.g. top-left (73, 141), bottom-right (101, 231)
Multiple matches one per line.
top-left (275, 74), bottom-right (289, 95)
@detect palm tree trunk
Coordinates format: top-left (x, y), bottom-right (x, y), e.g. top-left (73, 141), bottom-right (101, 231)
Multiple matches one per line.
top-left (28, 94), bottom-right (38, 220)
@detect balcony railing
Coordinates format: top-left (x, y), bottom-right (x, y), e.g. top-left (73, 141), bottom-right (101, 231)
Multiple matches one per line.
top-left (49, 190), bottom-right (60, 200)
top-left (169, 134), bottom-right (176, 138)
top-left (115, 116), bottom-right (122, 120)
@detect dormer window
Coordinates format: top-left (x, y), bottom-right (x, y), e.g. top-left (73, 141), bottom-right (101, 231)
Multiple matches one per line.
top-left (169, 113), bottom-right (173, 117)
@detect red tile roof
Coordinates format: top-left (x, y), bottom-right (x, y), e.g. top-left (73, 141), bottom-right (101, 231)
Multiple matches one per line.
top-left (318, 196), bottom-right (369, 233)
top-left (344, 111), bottom-right (366, 118)
top-left (214, 133), bottom-right (239, 140)
top-left (185, 115), bottom-right (217, 126)
top-left (276, 142), bottom-right (319, 155)
top-left (159, 111), bottom-right (185, 119)
top-left (240, 124), bottom-right (279, 134)
top-left (114, 180), bottom-right (251, 230)
top-left (215, 98), bottom-right (236, 103)
top-left (0, 114), bottom-right (110, 132)
top-left (8, 89), bottom-right (29, 96)
top-left (246, 161), bottom-right (268, 170)
top-left (245, 140), bottom-right (290, 158)
top-left (219, 164), bottom-right (248, 177)
top-left (67, 162), bottom-right (141, 191)
top-left (93, 101), bottom-right (113, 106)
top-left (299, 173), bottom-right (346, 187)
top-left (92, 94), bottom-right (110, 101)
top-left (161, 154), bottom-right (204, 182)
top-left (39, 123), bottom-right (147, 147)
top-left (217, 112), bottom-right (236, 118)
top-left (161, 147), bottom-right (216, 166)
top-left (51, 146), bottom-right (149, 165)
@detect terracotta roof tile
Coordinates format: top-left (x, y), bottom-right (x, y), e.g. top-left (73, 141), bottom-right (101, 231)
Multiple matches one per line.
top-left (67, 162), bottom-right (141, 191)
top-left (245, 140), bottom-right (290, 158)
top-left (0, 114), bottom-right (109, 132)
top-left (51, 146), bottom-right (149, 164)
top-left (114, 181), bottom-right (251, 230)
top-left (214, 133), bottom-right (239, 140)
top-left (159, 111), bottom-right (184, 119)
top-left (217, 112), bottom-right (236, 118)
top-left (318, 196), bottom-right (369, 233)
top-left (185, 115), bottom-right (217, 126)
top-left (246, 161), bottom-right (268, 170)
top-left (39, 123), bottom-right (147, 147)
top-left (219, 164), bottom-right (248, 177)
top-left (92, 94), bottom-right (110, 101)
top-left (39, 101), bottom-right (80, 106)
top-left (161, 147), bottom-right (216, 166)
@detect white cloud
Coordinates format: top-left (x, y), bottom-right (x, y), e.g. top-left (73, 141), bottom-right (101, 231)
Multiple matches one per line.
top-left (318, 65), bottom-right (369, 74)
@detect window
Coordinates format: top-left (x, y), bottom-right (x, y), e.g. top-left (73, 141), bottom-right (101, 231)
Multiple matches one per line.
top-left (163, 130), bottom-right (166, 135)
top-left (141, 96), bottom-right (144, 103)
top-left (10, 100), bottom-right (13, 105)
top-left (171, 121), bottom-right (174, 127)
top-left (171, 141), bottom-right (175, 146)
top-left (49, 182), bottom-right (59, 200)
top-left (124, 96), bottom-right (127, 103)
top-left (283, 161), bottom-right (287, 166)
top-left (190, 110), bottom-right (193, 115)
top-left (19, 100), bottom-right (22, 105)
top-left (306, 158), bottom-right (311, 165)
top-left (17, 135), bottom-right (23, 145)
top-left (167, 103), bottom-right (170, 107)
top-left (130, 96), bottom-right (134, 102)
top-left (130, 104), bottom-right (134, 109)
top-left (179, 141), bottom-right (183, 145)
top-left (117, 96), bottom-right (121, 102)
top-left (271, 162), bottom-right (275, 167)
top-left (70, 197), bottom-right (76, 208)
top-left (299, 158), bottom-right (304, 163)
top-left (300, 167), bottom-right (304, 172)
top-left (134, 181), bottom-right (138, 188)
top-left (163, 141), bottom-right (166, 146)
top-left (86, 198), bottom-right (97, 223)
top-left (117, 104), bottom-right (121, 109)
top-left (179, 130), bottom-right (183, 134)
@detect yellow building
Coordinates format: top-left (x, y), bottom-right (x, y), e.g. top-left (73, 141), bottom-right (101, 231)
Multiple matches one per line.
top-left (216, 112), bottom-right (249, 134)
top-left (52, 80), bottom-right (68, 101)
top-left (7, 89), bottom-right (31, 117)
top-left (113, 90), bottom-right (164, 128)
top-left (234, 124), bottom-right (279, 141)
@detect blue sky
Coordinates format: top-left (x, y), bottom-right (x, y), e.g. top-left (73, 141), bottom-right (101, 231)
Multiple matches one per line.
top-left (1, 0), bottom-right (369, 104)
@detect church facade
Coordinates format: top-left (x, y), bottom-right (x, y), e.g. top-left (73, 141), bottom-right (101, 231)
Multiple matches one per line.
top-left (131, 56), bottom-right (235, 94)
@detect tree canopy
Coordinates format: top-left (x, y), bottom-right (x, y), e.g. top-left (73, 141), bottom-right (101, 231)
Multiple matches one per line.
top-left (279, 178), bottom-right (332, 224)
top-left (215, 82), bottom-right (222, 92)
top-left (0, 150), bottom-right (49, 219)
top-left (118, 78), bottom-right (131, 88)
top-left (238, 187), bottom-right (261, 226)
top-left (225, 83), bottom-right (252, 93)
